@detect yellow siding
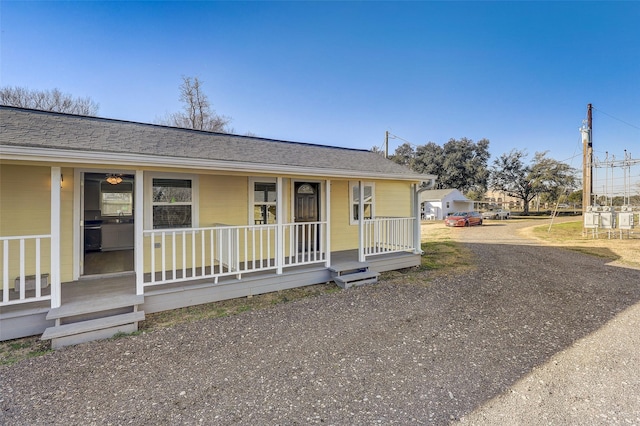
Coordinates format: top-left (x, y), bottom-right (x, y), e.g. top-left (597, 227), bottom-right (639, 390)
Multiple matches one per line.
top-left (0, 165), bottom-right (51, 236)
top-left (375, 181), bottom-right (412, 217)
top-left (0, 165), bottom-right (75, 286)
top-left (1, 166), bottom-right (48, 287)
top-left (329, 180), bottom-right (359, 251)
top-left (199, 175), bottom-right (248, 226)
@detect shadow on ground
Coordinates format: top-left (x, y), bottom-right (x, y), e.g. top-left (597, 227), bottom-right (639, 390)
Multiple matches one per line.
top-left (383, 241), bottom-right (640, 423)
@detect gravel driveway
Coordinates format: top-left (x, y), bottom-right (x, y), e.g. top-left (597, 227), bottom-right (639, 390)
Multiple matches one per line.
top-left (2, 219), bottom-right (639, 425)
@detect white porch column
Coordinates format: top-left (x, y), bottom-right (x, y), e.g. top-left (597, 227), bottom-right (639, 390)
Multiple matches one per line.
top-left (412, 184), bottom-right (423, 254)
top-left (50, 167), bottom-right (62, 308)
top-left (358, 181), bottom-right (365, 262)
top-left (325, 179), bottom-right (331, 267)
top-left (135, 170), bottom-right (144, 295)
top-left (276, 177), bottom-right (284, 274)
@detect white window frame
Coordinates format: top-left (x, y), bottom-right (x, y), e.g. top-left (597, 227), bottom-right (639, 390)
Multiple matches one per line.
top-left (349, 181), bottom-right (375, 225)
top-left (144, 173), bottom-right (199, 229)
top-left (100, 181), bottom-right (134, 217)
top-left (248, 177), bottom-right (278, 225)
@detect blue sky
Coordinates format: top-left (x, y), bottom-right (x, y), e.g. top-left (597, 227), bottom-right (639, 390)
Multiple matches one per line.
top-left (2, 1), bottom-right (639, 194)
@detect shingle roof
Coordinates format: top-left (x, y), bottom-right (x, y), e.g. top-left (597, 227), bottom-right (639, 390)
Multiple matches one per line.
top-left (420, 189), bottom-right (470, 201)
top-left (1, 106), bottom-right (431, 180)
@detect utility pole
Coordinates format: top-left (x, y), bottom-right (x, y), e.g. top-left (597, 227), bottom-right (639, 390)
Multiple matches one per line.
top-left (581, 103), bottom-right (593, 212)
top-left (385, 131), bottom-right (389, 159)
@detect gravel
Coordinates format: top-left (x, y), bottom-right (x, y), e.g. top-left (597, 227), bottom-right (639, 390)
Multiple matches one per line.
top-left (1, 219), bottom-right (639, 425)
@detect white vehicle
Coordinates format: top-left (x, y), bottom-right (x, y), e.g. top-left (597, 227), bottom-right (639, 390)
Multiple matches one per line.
top-left (482, 209), bottom-right (510, 220)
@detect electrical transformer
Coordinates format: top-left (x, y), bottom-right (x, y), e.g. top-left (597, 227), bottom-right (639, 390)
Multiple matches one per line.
top-left (600, 206), bottom-right (616, 229)
top-left (618, 206), bottom-right (635, 230)
top-left (584, 205), bottom-right (599, 229)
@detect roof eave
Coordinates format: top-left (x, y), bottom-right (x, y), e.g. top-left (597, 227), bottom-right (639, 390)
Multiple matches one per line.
top-left (0, 145), bottom-right (435, 182)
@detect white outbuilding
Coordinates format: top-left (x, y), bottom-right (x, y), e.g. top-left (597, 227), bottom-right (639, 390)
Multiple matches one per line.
top-left (420, 189), bottom-right (474, 220)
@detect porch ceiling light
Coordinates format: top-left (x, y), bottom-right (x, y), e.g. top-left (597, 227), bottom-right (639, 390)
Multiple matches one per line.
top-left (106, 174), bottom-right (123, 185)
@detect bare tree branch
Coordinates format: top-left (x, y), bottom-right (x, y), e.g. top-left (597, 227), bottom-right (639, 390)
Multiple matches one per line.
top-left (157, 76), bottom-right (231, 133)
top-left (0, 86), bottom-right (99, 115)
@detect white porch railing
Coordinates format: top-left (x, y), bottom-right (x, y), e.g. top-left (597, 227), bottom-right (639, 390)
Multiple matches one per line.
top-left (284, 221), bottom-right (326, 266)
top-left (1, 235), bottom-right (52, 306)
top-left (143, 222), bottom-right (327, 287)
top-left (363, 217), bottom-right (415, 257)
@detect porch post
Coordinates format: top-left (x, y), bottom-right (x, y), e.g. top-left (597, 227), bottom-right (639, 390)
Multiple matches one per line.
top-left (358, 181), bottom-right (365, 262)
top-left (50, 167), bottom-right (61, 308)
top-left (413, 184), bottom-right (423, 254)
top-left (325, 179), bottom-right (331, 267)
top-left (135, 170), bottom-right (144, 295)
top-left (276, 177), bottom-right (283, 274)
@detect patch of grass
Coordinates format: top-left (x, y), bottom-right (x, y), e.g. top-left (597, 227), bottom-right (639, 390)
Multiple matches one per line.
top-left (381, 236), bottom-right (475, 286)
top-left (110, 330), bottom-right (143, 340)
top-left (532, 220), bottom-right (583, 241)
top-left (9, 341), bottom-right (32, 351)
top-left (528, 220), bottom-right (639, 267)
top-left (420, 240), bottom-right (473, 271)
top-left (0, 336), bottom-right (51, 366)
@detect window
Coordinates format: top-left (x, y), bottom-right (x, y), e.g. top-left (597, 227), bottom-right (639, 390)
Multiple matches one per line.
top-left (152, 178), bottom-right (193, 228)
top-left (349, 182), bottom-right (374, 224)
top-left (101, 181), bottom-right (133, 217)
top-left (252, 181), bottom-right (277, 224)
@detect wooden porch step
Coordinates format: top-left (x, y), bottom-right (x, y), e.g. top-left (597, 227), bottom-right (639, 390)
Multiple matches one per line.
top-left (46, 294), bottom-right (144, 320)
top-left (333, 271), bottom-right (379, 289)
top-left (42, 311), bottom-right (145, 340)
top-left (41, 311), bottom-right (145, 349)
top-left (329, 261), bottom-right (370, 274)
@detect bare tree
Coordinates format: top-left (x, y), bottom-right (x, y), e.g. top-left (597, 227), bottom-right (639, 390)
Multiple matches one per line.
top-left (0, 86), bottom-right (99, 115)
top-left (158, 76), bottom-right (231, 133)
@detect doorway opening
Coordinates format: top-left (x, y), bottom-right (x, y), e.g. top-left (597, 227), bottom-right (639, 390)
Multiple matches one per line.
top-left (82, 172), bottom-right (135, 276)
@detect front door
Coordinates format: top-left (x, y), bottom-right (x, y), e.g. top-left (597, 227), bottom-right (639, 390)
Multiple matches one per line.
top-left (294, 182), bottom-right (320, 252)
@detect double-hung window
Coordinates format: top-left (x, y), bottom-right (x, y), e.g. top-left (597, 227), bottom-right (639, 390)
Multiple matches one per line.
top-left (152, 178), bottom-right (194, 229)
top-left (349, 181), bottom-right (375, 224)
top-left (250, 179), bottom-right (277, 224)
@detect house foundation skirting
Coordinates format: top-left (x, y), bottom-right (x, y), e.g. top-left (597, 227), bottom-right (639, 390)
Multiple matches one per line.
top-left (1, 251), bottom-right (420, 343)
top-left (142, 266), bottom-right (331, 314)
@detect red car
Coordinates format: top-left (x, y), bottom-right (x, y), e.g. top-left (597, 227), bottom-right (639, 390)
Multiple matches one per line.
top-left (444, 211), bottom-right (483, 227)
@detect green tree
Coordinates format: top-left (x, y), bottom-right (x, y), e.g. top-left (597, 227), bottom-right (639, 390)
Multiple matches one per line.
top-left (413, 142), bottom-right (443, 176)
top-left (390, 142), bottom-right (415, 167)
top-left (386, 137), bottom-right (490, 197)
top-left (567, 190), bottom-right (583, 207)
top-left (490, 150), bottom-right (535, 214)
top-left (437, 137), bottom-right (490, 193)
top-left (530, 151), bottom-right (578, 204)
top-left (490, 150), bottom-right (577, 215)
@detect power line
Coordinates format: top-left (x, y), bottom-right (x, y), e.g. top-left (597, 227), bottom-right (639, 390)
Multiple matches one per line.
top-left (387, 132), bottom-right (419, 148)
top-left (593, 107), bottom-right (640, 131)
